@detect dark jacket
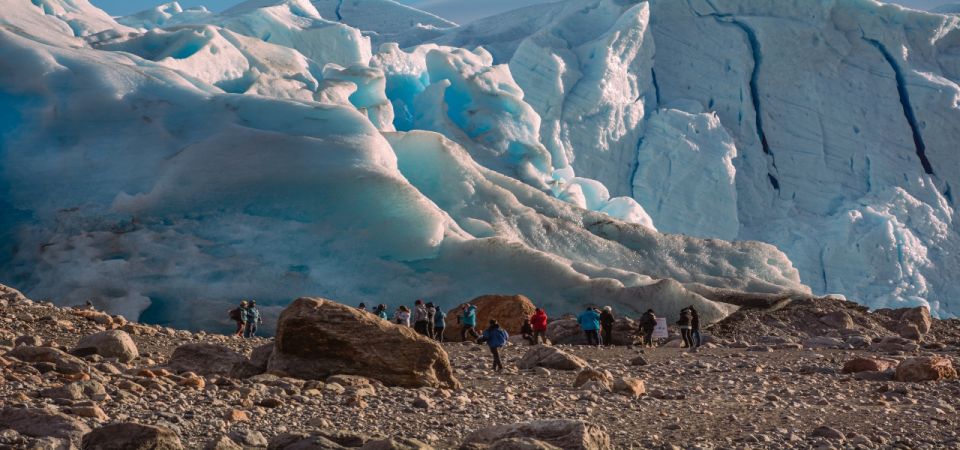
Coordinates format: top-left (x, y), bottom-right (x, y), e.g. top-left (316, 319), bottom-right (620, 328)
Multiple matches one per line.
top-left (677, 309), bottom-right (692, 327)
top-left (690, 309), bottom-right (700, 331)
top-left (520, 321), bottom-right (533, 335)
top-left (600, 310), bottom-right (615, 328)
top-left (640, 312), bottom-right (656, 331)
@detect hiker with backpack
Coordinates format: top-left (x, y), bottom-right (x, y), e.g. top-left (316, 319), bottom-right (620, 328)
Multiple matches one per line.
top-left (520, 316), bottom-right (535, 345)
top-left (244, 300), bottom-right (262, 338)
top-left (639, 309), bottom-right (657, 347)
top-left (229, 301), bottom-right (247, 337)
top-left (477, 319), bottom-right (509, 372)
top-left (458, 303), bottom-right (480, 341)
top-left (433, 305), bottom-right (447, 342)
top-left (530, 308), bottom-right (548, 344)
top-left (578, 306), bottom-right (602, 346)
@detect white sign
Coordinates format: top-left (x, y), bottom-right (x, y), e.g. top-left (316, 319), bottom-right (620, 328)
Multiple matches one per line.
top-left (652, 317), bottom-right (668, 339)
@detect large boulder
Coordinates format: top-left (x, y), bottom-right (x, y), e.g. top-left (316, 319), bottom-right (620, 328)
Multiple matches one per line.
top-left (517, 346), bottom-right (587, 371)
top-left (82, 423), bottom-right (183, 449)
top-left (842, 357), bottom-right (893, 374)
top-left (0, 407), bottom-right (91, 444)
top-left (167, 343), bottom-right (247, 377)
top-left (878, 306), bottom-right (932, 340)
top-left (267, 298), bottom-right (460, 389)
top-left (461, 420), bottom-right (612, 450)
top-left (444, 295), bottom-right (536, 342)
top-left (894, 357), bottom-right (958, 382)
top-left (73, 330), bottom-right (139, 363)
top-left (230, 344), bottom-right (273, 379)
top-left (547, 317), bottom-right (637, 345)
top-left (6, 346), bottom-right (88, 374)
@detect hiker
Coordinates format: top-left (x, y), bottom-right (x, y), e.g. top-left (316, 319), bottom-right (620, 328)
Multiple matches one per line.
top-left (477, 319), bottom-right (509, 372)
top-left (425, 302), bottom-right (437, 340)
top-left (639, 309), bottom-right (657, 347)
top-left (358, 302), bottom-right (367, 312)
top-left (578, 306), bottom-right (601, 346)
top-left (530, 307), bottom-right (548, 344)
top-left (459, 303), bottom-right (480, 341)
top-left (677, 307), bottom-right (693, 348)
top-left (433, 305), bottom-right (447, 342)
top-left (375, 304), bottom-right (389, 320)
top-left (413, 300), bottom-right (430, 336)
top-left (520, 317), bottom-right (535, 345)
top-left (244, 300), bottom-right (262, 338)
top-left (229, 301), bottom-right (247, 337)
top-left (689, 305), bottom-right (702, 351)
top-left (394, 305), bottom-right (411, 327)
top-left (600, 306), bottom-right (616, 346)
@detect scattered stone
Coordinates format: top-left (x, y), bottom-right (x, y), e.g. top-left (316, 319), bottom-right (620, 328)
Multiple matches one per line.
top-left (810, 426), bottom-right (844, 440)
top-left (612, 378), bottom-right (646, 398)
top-left (842, 357), bottom-right (893, 374)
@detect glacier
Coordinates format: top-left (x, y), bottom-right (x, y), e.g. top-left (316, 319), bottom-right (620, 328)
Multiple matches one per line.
top-left (0, 0), bottom-right (958, 331)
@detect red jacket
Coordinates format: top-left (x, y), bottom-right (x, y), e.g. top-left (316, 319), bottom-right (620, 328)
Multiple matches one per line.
top-left (530, 310), bottom-right (548, 331)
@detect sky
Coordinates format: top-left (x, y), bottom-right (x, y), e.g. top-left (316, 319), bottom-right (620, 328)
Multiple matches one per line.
top-left (91, 0), bottom-right (953, 24)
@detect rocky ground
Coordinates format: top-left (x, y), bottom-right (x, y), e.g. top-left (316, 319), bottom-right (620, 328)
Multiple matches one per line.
top-left (1, 284), bottom-right (959, 450)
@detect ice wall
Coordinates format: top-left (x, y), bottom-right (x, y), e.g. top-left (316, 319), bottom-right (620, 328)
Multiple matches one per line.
top-left (0, 0), bottom-right (808, 331)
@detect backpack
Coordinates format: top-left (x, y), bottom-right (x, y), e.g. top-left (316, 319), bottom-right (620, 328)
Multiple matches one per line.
top-left (229, 308), bottom-right (242, 321)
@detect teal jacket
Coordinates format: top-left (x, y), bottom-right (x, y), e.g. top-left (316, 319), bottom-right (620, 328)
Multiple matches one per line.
top-left (460, 305), bottom-right (477, 326)
top-left (577, 309), bottom-right (600, 331)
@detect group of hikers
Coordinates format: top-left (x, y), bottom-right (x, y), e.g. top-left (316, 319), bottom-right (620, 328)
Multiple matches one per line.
top-left (228, 300), bottom-right (262, 338)
top-left (227, 297), bottom-right (704, 371)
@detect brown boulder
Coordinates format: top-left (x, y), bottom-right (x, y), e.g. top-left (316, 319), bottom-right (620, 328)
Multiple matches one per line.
top-left (573, 368), bottom-right (612, 389)
top-left (445, 295), bottom-right (536, 342)
top-left (267, 298), bottom-right (460, 389)
top-left (842, 357), bottom-right (893, 374)
top-left (517, 346), bottom-right (587, 371)
top-left (73, 330), bottom-right (139, 363)
top-left (461, 420), bottom-right (612, 450)
top-left (82, 423), bottom-right (183, 449)
top-left (612, 378), bottom-right (646, 397)
top-left (546, 317), bottom-right (637, 346)
top-left (7, 346), bottom-right (88, 374)
top-left (167, 343), bottom-right (247, 377)
top-left (894, 357), bottom-right (958, 382)
top-left (0, 407), bottom-right (91, 444)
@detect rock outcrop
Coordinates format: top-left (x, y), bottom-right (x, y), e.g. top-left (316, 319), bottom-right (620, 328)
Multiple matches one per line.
top-left (0, 407), bottom-right (91, 445)
top-left (547, 317), bottom-right (637, 345)
top-left (444, 295), bottom-right (537, 342)
top-left (267, 297), bottom-right (460, 389)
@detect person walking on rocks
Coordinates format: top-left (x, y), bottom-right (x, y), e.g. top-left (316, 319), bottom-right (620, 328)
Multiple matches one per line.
top-left (425, 302), bottom-right (437, 340)
top-left (578, 306), bottom-right (602, 346)
top-left (459, 303), bottom-right (480, 341)
top-left (639, 309), bottom-right (657, 347)
top-left (677, 307), bottom-right (693, 348)
top-left (358, 302), bottom-right (367, 312)
top-left (600, 306), bottom-right (616, 347)
top-left (478, 319), bottom-right (509, 372)
top-left (530, 307), bottom-right (548, 345)
top-left (413, 300), bottom-right (430, 336)
top-left (375, 304), bottom-right (389, 320)
top-left (229, 301), bottom-right (247, 337)
top-left (243, 300), bottom-right (262, 338)
top-left (433, 305), bottom-right (447, 342)
top-left (394, 305), bottom-right (411, 327)
top-left (689, 305), bottom-right (701, 351)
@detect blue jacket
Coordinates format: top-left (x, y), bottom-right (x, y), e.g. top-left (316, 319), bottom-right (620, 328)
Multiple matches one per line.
top-left (434, 309), bottom-right (447, 327)
top-left (480, 326), bottom-right (509, 348)
top-left (461, 305), bottom-right (477, 326)
top-left (244, 307), bottom-right (261, 323)
top-left (377, 310), bottom-right (389, 320)
top-left (578, 309), bottom-right (600, 331)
